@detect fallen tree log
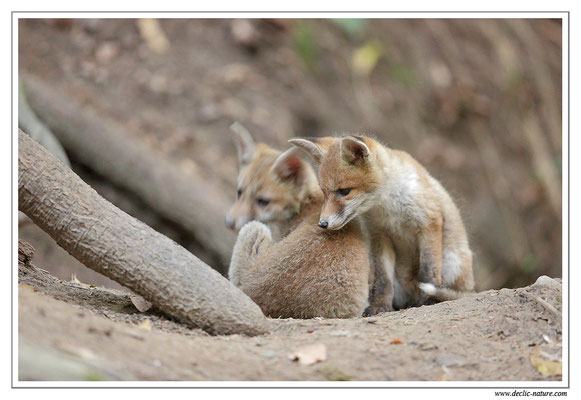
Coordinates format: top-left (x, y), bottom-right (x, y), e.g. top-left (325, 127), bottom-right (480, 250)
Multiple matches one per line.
top-left (23, 75), bottom-right (236, 272)
top-left (18, 130), bottom-right (269, 336)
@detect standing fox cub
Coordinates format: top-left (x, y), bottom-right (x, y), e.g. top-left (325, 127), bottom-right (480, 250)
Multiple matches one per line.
top-left (290, 135), bottom-right (474, 310)
top-left (226, 124), bottom-right (372, 318)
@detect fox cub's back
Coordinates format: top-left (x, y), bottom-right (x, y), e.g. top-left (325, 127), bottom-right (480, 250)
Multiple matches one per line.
top-left (240, 193), bottom-right (370, 319)
top-left (227, 128), bottom-right (371, 318)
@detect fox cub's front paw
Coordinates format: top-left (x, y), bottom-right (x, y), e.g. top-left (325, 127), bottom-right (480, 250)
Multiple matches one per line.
top-left (238, 221), bottom-right (272, 256)
top-left (362, 304), bottom-right (393, 317)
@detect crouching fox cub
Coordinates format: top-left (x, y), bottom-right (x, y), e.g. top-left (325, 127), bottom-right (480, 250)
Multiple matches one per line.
top-left (290, 135), bottom-right (474, 309)
top-left (227, 125), bottom-right (372, 318)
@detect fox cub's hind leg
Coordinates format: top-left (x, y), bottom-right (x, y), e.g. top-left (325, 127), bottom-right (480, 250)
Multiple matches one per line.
top-left (229, 221), bottom-right (273, 287)
top-left (418, 216), bottom-right (443, 287)
top-left (363, 240), bottom-right (396, 316)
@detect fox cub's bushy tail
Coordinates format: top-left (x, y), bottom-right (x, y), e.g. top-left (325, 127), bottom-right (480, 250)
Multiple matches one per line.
top-left (418, 283), bottom-right (471, 303)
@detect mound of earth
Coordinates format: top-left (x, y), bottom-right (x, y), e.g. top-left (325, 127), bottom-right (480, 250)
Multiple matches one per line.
top-left (18, 243), bottom-right (562, 382)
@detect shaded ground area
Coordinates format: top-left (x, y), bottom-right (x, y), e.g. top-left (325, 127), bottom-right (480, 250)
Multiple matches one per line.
top-left (19, 257), bottom-right (562, 381)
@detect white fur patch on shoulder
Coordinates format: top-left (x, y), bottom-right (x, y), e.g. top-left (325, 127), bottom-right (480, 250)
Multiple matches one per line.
top-left (405, 171), bottom-right (419, 193)
top-left (442, 250), bottom-right (462, 285)
top-left (418, 282), bottom-right (437, 295)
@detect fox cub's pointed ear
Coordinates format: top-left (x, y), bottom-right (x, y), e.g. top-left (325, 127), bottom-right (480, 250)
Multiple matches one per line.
top-left (340, 136), bottom-right (370, 165)
top-left (271, 147), bottom-right (306, 184)
top-left (230, 122), bottom-right (255, 167)
top-left (288, 137), bottom-right (325, 164)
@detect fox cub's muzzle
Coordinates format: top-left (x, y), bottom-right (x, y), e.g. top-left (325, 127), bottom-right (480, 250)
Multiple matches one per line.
top-left (225, 216), bottom-right (235, 230)
top-left (225, 212), bottom-right (250, 231)
top-left (318, 220), bottom-right (329, 229)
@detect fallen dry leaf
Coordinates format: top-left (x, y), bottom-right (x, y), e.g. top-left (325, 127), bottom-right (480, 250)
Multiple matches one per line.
top-left (390, 338), bottom-right (403, 344)
top-left (352, 40), bottom-right (383, 76)
top-left (130, 294), bottom-right (153, 313)
top-left (71, 273), bottom-right (91, 288)
top-left (19, 283), bottom-right (34, 291)
top-left (137, 19), bottom-right (169, 54)
top-left (57, 342), bottom-right (97, 361)
top-left (288, 343), bottom-right (327, 366)
top-left (530, 347), bottom-right (562, 377)
top-left (137, 318), bottom-right (152, 331)
top-left (71, 273), bottom-right (82, 284)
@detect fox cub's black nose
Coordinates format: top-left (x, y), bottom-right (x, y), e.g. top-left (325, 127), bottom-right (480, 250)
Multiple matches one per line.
top-left (318, 220), bottom-right (328, 229)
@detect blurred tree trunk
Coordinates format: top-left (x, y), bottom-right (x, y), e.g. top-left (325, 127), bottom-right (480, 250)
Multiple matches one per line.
top-left (22, 74), bottom-right (236, 273)
top-left (18, 130), bottom-right (269, 336)
top-left (19, 80), bottom-right (70, 166)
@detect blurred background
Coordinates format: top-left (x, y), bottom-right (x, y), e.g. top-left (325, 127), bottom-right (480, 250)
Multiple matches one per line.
top-left (18, 18), bottom-right (562, 291)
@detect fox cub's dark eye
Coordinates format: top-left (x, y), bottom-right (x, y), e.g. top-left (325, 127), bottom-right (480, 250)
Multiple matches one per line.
top-left (337, 188), bottom-right (351, 197)
top-left (256, 198), bottom-right (270, 207)
top-left (237, 189), bottom-right (242, 199)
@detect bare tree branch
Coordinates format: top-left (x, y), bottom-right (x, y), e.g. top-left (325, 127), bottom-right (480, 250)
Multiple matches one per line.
top-left (22, 75), bottom-right (236, 273)
top-left (18, 129), bottom-right (269, 336)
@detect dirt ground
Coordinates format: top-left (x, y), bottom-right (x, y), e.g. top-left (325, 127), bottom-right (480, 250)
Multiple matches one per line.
top-left (18, 253), bottom-right (563, 382)
top-left (16, 18), bottom-right (564, 384)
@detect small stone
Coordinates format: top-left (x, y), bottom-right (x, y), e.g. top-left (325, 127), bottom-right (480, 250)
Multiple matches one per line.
top-left (95, 41), bottom-right (119, 64)
top-left (260, 350), bottom-right (277, 358)
top-left (435, 354), bottom-right (468, 367)
top-left (231, 19), bottom-right (259, 48)
top-left (418, 343), bottom-right (439, 351)
top-left (533, 276), bottom-right (561, 289)
top-left (223, 63), bottom-right (250, 86)
top-left (148, 75), bottom-right (168, 94)
top-left (198, 103), bottom-right (221, 123)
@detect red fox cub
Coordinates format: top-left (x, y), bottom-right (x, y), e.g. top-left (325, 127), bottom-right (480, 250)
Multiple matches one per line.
top-left (226, 125), bottom-right (372, 318)
top-left (290, 135), bottom-right (474, 309)
top-left (225, 122), bottom-right (320, 241)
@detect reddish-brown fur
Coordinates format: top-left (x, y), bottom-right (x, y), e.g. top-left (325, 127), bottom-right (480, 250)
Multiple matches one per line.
top-left (226, 143), bottom-right (318, 240)
top-left (227, 131), bottom-right (372, 318)
top-left (230, 191), bottom-right (370, 318)
top-left (290, 135), bottom-right (474, 309)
